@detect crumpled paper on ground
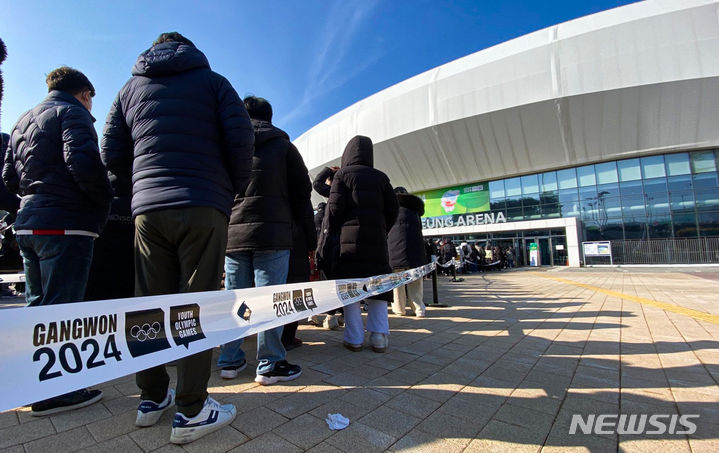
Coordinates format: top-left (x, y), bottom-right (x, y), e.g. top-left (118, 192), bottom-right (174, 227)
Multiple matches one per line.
top-left (325, 413), bottom-right (350, 430)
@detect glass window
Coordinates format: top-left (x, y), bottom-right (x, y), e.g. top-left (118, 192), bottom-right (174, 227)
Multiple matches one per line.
top-left (620, 180), bottom-right (644, 197)
top-left (618, 159), bottom-right (642, 182)
top-left (666, 153), bottom-right (691, 176)
top-left (622, 196), bottom-right (647, 217)
top-left (691, 151), bottom-right (717, 174)
top-left (648, 214), bottom-right (673, 239)
top-left (504, 177), bottom-right (521, 198)
top-left (506, 207), bottom-right (523, 221)
top-left (490, 200), bottom-right (506, 211)
top-left (623, 217), bottom-right (648, 239)
top-left (641, 155), bottom-right (666, 178)
top-left (541, 172), bottom-right (558, 192)
top-left (698, 211), bottom-right (719, 237)
top-left (557, 168), bottom-right (577, 189)
top-left (560, 200), bottom-right (580, 217)
top-left (596, 183), bottom-right (620, 199)
top-left (521, 174), bottom-right (539, 194)
top-left (489, 180), bottom-right (505, 199)
top-left (600, 218), bottom-right (625, 240)
top-left (595, 162), bottom-right (618, 184)
top-left (577, 165), bottom-right (596, 187)
top-left (600, 197), bottom-right (623, 218)
top-left (541, 204), bottom-right (560, 218)
top-left (643, 177), bottom-right (668, 195)
top-left (558, 188), bottom-right (578, 204)
top-left (673, 213), bottom-right (698, 237)
top-left (695, 189), bottom-right (719, 209)
top-left (692, 172), bottom-right (719, 192)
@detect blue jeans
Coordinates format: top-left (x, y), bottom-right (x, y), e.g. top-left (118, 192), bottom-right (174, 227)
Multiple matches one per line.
top-left (218, 250), bottom-right (290, 374)
top-left (16, 235), bottom-right (94, 306)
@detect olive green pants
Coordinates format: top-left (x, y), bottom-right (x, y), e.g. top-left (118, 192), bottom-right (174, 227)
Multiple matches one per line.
top-left (134, 207), bottom-right (227, 417)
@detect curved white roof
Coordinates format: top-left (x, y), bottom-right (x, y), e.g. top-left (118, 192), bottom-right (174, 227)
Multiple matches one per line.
top-left (295, 0), bottom-right (719, 196)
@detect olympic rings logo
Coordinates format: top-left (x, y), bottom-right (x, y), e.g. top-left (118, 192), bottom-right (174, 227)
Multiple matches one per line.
top-left (129, 322), bottom-right (162, 342)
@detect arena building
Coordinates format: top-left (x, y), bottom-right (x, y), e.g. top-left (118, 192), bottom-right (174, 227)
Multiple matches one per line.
top-left (294, 0), bottom-right (719, 267)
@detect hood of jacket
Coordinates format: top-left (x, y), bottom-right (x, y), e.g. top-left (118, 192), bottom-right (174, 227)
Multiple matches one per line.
top-left (252, 119), bottom-right (289, 147)
top-left (341, 135), bottom-right (373, 168)
top-left (397, 193), bottom-right (424, 216)
top-left (132, 42), bottom-right (210, 77)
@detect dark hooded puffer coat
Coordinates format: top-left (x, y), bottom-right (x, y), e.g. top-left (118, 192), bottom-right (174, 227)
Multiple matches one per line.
top-left (101, 42), bottom-right (254, 218)
top-left (326, 136), bottom-right (399, 279)
top-left (226, 119), bottom-right (312, 252)
top-left (3, 91), bottom-right (113, 233)
top-left (0, 38), bottom-right (6, 127)
top-left (314, 202), bottom-right (325, 237)
top-left (388, 193), bottom-right (426, 269)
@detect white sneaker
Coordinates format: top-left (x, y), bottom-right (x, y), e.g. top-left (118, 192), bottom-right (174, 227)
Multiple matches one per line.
top-left (170, 396), bottom-right (236, 444)
top-left (136, 389), bottom-right (175, 427)
top-left (370, 332), bottom-right (389, 353)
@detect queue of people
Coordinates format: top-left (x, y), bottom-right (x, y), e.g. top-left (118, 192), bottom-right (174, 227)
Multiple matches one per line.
top-left (0, 33), bottom-right (430, 444)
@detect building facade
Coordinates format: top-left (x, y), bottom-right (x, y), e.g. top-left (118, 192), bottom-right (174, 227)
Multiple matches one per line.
top-left (295, 0), bottom-right (719, 266)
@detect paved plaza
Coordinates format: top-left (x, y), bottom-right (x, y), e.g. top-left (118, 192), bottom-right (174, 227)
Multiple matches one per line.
top-left (1, 268), bottom-right (719, 452)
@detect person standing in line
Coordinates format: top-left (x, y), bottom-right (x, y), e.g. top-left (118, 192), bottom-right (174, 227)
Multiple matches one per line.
top-left (102, 32), bottom-right (254, 444)
top-left (327, 135), bottom-right (398, 352)
top-left (217, 96), bottom-right (307, 385)
top-left (3, 66), bottom-right (112, 415)
top-left (281, 190), bottom-right (317, 350)
top-left (388, 187), bottom-right (426, 317)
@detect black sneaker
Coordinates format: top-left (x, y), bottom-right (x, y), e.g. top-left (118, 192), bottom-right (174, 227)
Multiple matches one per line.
top-left (31, 389), bottom-right (103, 416)
top-left (254, 360), bottom-right (302, 385)
top-left (220, 360), bottom-right (248, 379)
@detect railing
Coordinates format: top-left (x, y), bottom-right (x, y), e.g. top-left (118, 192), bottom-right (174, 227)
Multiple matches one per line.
top-left (585, 238), bottom-right (719, 265)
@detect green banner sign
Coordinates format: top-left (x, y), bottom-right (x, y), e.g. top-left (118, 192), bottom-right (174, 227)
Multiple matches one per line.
top-left (417, 182), bottom-right (490, 218)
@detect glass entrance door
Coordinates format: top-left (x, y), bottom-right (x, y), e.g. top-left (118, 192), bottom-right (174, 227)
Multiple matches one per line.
top-left (539, 238), bottom-right (552, 266)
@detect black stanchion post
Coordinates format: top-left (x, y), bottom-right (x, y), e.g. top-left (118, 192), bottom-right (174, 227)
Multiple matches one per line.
top-left (428, 266), bottom-right (448, 308)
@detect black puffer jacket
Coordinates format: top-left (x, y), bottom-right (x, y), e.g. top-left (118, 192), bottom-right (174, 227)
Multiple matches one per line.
top-left (227, 120), bottom-right (311, 252)
top-left (388, 193), bottom-right (426, 269)
top-left (288, 198), bottom-right (317, 283)
top-left (0, 38), bottom-right (6, 127)
top-left (327, 136), bottom-right (399, 278)
top-left (312, 166), bottom-right (335, 198)
top-left (314, 202), bottom-right (326, 237)
top-left (3, 91), bottom-right (112, 232)
top-left (101, 42), bottom-right (254, 218)
top-left (0, 133), bottom-right (20, 215)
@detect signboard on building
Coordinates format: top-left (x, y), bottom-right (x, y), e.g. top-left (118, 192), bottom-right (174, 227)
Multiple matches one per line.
top-left (529, 242), bottom-right (539, 266)
top-left (582, 241), bottom-right (613, 265)
top-left (417, 183), bottom-right (490, 217)
top-left (418, 181), bottom-right (505, 230)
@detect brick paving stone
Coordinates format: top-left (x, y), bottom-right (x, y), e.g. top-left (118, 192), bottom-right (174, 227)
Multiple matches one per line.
top-left (50, 400), bottom-right (112, 432)
top-left (78, 434), bottom-right (142, 453)
top-left (274, 413), bottom-right (333, 450)
top-left (304, 441), bottom-right (345, 453)
top-left (0, 418), bottom-right (55, 449)
top-left (415, 410), bottom-right (483, 439)
top-left (325, 421), bottom-right (396, 453)
top-left (86, 407), bottom-right (137, 443)
top-left (24, 425), bottom-right (96, 453)
top-left (0, 411), bottom-right (18, 429)
top-left (265, 391), bottom-right (325, 419)
top-left (389, 428), bottom-right (470, 452)
top-left (358, 405), bottom-right (422, 439)
top-left (182, 425), bottom-right (248, 453)
top-left (0, 446), bottom-right (24, 453)
top-left (469, 420), bottom-right (546, 453)
top-left (309, 399), bottom-right (370, 422)
top-left (228, 431), bottom-right (301, 453)
top-left (232, 406), bottom-right (289, 438)
top-left (384, 391), bottom-right (442, 419)
top-left (338, 388), bottom-right (391, 410)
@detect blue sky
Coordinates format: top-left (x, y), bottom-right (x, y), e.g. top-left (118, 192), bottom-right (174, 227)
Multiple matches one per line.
top-left (1, 0), bottom-right (638, 139)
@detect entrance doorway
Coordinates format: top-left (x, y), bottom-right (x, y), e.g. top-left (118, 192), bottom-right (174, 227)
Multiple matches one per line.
top-left (523, 237), bottom-right (553, 266)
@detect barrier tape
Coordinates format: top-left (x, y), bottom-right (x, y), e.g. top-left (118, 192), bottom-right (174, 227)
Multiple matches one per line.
top-left (0, 262), bottom-right (436, 412)
top-left (0, 273), bottom-right (25, 283)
